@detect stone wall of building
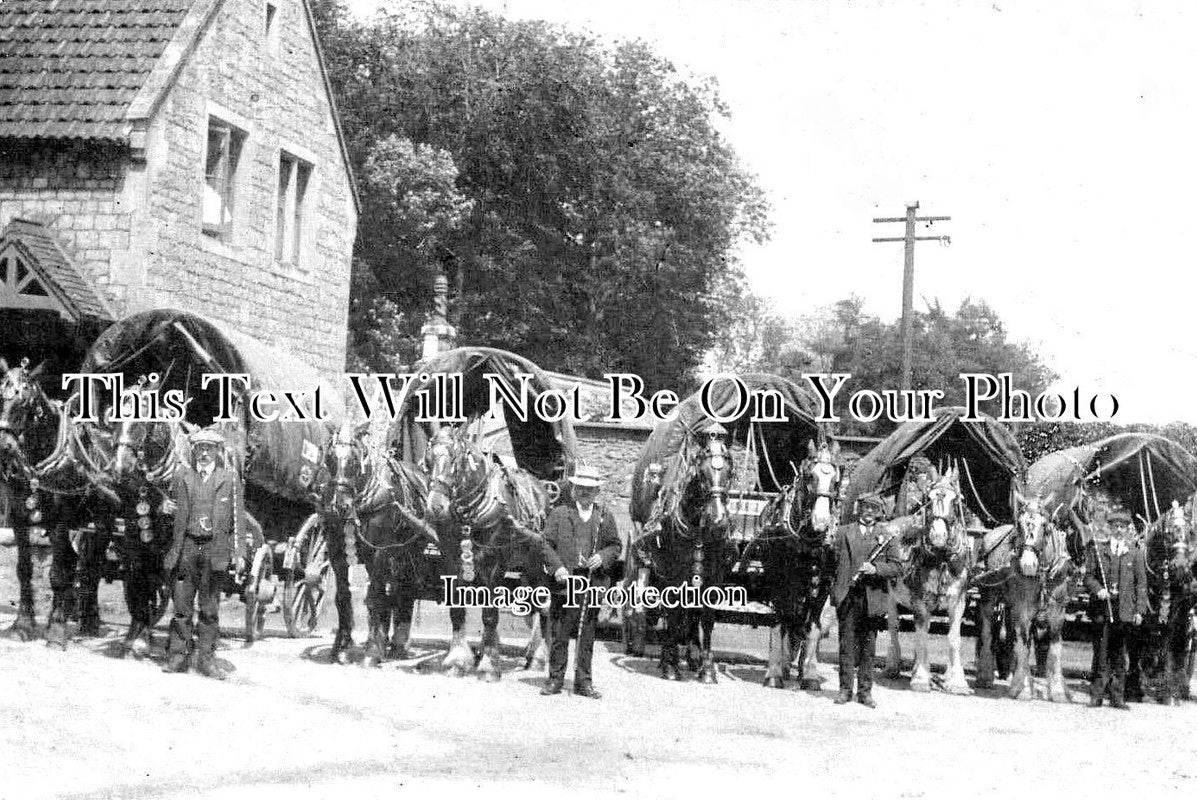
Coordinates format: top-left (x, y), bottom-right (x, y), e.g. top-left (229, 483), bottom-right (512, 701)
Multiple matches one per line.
top-left (0, 139), bottom-right (131, 299)
top-left (129, 0), bottom-right (355, 379)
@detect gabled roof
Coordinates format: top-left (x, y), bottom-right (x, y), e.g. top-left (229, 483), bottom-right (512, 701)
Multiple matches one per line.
top-left (0, 0), bottom-right (359, 211)
top-left (0, 217), bottom-right (116, 321)
top-left (0, 0), bottom-right (192, 141)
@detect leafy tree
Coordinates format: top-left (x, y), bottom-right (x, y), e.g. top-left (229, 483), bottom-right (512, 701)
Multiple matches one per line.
top-left (312, 0), bottom-right (769, 387)
top-left (794, 296), bottom-right (1058, 434)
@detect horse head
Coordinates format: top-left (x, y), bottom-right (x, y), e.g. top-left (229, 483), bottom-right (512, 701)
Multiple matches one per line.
top-left (0, 357), bottom-right (49, 464)
top-left (322, 420), bottom-right (372, 519)
top-left (803, 438), bottom-right (843, 542)
top-left (424, 426), bottom-right (489, 525)
top-left (694, 424), bottom-right (733, 535)
top-left (1014, 492), bottom-right (1054, 577)
top-left (924, 466), bottom-right (962, 551)
top-left (1160, 499), bottom-right (1194, 573)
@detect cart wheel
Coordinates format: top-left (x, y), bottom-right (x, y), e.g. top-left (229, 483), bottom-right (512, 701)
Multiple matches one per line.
top-left (244, 543), bottom-right (275, 642)
top-left (283, 514), bottom-right (331, 638)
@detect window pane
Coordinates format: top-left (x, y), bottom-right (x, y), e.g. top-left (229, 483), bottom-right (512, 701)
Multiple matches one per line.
top-left (276, 155), bottom-right (292, 259)
top-left (204, 125), bottom-right (231, 231)
top-left (293, 162), bottom-right (309, 265)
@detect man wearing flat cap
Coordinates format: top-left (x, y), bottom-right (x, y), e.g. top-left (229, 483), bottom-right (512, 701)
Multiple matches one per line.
top-left (162, 427), bottom-right (247, 679)
top-left (831, 492), bottom-right (903, 708)
top-left (540, 465), bottom-right (621, 699)
top-left (1083, 507), bottom-right (1147, 708)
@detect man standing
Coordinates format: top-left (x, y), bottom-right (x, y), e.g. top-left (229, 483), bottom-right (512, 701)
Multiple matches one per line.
top-left (162, 428), bottom-right (247, 679)
top-left (831, 493), bottom-right (903, 708)
top-left (1084, 508), bottom-right (1147, 708)
top-left (540, 466), bottom-right (622, 699)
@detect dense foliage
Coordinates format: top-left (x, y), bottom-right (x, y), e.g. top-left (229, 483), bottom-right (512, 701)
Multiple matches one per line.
top-left (314, 0), bottom-right (769, 386)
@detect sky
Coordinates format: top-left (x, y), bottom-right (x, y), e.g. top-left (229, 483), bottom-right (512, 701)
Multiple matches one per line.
top-left (344, 0), bottom-right (1197, 424)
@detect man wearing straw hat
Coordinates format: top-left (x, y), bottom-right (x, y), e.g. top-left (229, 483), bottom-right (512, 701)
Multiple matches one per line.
top-left (161, 427), bottom-right (247, 679)
top-left (540, 465), bottom-right (621, 699)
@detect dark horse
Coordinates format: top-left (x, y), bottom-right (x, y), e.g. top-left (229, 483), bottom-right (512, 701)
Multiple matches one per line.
top-left (424, 426), bottom-right (551, 681)
top-left (756, 438), bottom-right (844, 690)
top-left (321, 421), bottom-right (438, 667)
top-left (1134, 500), bottom-right (1197, 703)
top-left (634, 424), bottom-right (733, 683)
top-left (0, 358), bottom-right (120, 645)
top-left (104, 380), bottom-right (189, 656)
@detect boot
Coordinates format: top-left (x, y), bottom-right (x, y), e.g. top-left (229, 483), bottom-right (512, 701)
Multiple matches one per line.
top-left (856, 692), bottom-right (877, 709)
top-left (835, 689), bottom-right (853, 705)
top-left (540, 678), bottom-right (564, 696)
top-left (162, 653), bottom-right (189, 674)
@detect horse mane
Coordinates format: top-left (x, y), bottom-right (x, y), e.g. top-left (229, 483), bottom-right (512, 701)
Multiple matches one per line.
top-left (656, 434), bottom-right (702, 521)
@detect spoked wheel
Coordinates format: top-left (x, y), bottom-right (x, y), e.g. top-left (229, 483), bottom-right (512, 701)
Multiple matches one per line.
top-left (244, 543), bottom-right (276, 643)
top-left (283, 514), bottom-right (331, 638)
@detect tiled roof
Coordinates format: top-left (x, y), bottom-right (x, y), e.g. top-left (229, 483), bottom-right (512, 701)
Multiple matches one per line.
top-left (0, 0), bottom-right (192, 141)
top-left (1, 218), bottom-right (115, 320)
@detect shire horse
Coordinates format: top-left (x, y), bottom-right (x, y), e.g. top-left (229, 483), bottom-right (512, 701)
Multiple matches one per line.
top-left (1135, 500), bottom-right (1197, 703)
top-left (756, 438), bottom-right (844, 690)
top-left (0, 358), bottom-right (120, 645)
top-left (635, 424), bottom-right (733, 682)
top-left (320, 421), bottom-right (438, 667)
top-left (892, 466), bottom-right (974, 693)
top-left (989, 495), bottom-right (1076, 701)
top-left (424, 425), bottom-right (552, 681)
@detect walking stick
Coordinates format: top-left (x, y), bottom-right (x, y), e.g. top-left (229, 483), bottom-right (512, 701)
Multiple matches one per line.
top-left (1094, 542), bottom-right (1115, 621)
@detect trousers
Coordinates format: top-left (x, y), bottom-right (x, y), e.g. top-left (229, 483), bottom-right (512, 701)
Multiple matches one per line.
top-left (1091, 620), bottom-right (1130, 701)
top-left (549, 591), bottom-right (599, 686)
top-left (837, 591), bottom-right (879, 696)
top-left (168, 538), bottom-right (223, 662)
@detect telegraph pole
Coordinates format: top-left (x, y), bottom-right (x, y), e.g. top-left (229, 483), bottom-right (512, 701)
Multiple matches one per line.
top-left (872, 202), bottom-right (951, 390)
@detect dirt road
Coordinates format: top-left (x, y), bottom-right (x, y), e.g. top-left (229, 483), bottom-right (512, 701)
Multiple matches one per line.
top-left (2, 555), bottom-right (1196, 799)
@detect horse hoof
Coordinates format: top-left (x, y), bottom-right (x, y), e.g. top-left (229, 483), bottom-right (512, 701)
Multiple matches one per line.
top-left (478, 671), bottom-right (502, 684)
top-left (445, 665), bottom-right (466, 678)
top-left (335, 651), bottom-right (353, 666)
top-left (698, 669), bottom-right (718, 685)
top-left (763, 676), bottom-right (785, 690)
top-left (660, 665), bottom-right (682, 681)
top-left (388, 646), bottom-right (409, 661)
top-left (799, 678), bottom-right (823, 691)
top-left (945, 684), bottom-right (973, 696)
top-left (910, 679), bottom-right (931, 693)
top-left (1048, 690), bottom-right (1071, 704)
top-left (361, 655), bottom-right (380, 669)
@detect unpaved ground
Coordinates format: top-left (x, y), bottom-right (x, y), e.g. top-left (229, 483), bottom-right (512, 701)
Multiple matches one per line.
top-left (2, 550), bottom-right (1196, 800)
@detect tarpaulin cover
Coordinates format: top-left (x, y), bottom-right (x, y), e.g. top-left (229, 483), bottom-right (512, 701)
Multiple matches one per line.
top-left (1026, 432), bottom-right (1197, 525)
top-left (630, 373), bottom-right (827, 523)
top-left (79, 308), bottom-right (345, 504)
top-left (842, 406), bottom-right (1026, 525)
top-left (384, 347), bottom-right (576, 483)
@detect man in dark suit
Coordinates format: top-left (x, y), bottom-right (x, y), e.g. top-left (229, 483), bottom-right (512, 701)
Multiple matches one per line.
top-left (540, 465), bottom-right (622, 699)
top-left (831, 493), bottom-right (903, 708)
top-left (162, 428), bottom-right (248, 679)
top-left (1084, 508), bottom-right (1147, 709)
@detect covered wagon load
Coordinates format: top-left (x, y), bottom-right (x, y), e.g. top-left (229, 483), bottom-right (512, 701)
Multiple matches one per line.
top-left (841, 406), bottom-right (1027, 695)
top-left (1026, 432), bottom-right (1197, 703)
top-left (78, 308), bottom-right (348, 639)
top-left (627, 373), bottom-right (831, 680)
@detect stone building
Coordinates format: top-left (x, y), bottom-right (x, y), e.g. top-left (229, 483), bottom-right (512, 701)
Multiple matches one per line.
top-left (0, 0), bottom-right (358, 387)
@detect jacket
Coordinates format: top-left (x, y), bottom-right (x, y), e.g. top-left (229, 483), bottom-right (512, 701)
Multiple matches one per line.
top-left (1083, 539), bottom-right (1148, 623)
top-left (541, 503), bottom-right (621, 590)
top-left (831, 521), bottom-right (903, 612)
top-left (163, 464), bottom-right (248, 573)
